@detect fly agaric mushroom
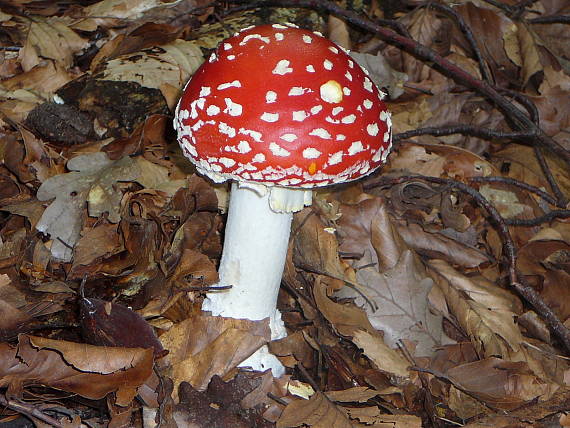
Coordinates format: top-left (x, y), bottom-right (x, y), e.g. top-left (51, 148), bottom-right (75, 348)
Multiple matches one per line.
top-left (175, 23), bottom-right (392, 375)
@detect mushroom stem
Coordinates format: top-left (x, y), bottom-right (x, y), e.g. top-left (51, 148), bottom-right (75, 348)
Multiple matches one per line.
top-left (203, 182), bottom-right (307, 375)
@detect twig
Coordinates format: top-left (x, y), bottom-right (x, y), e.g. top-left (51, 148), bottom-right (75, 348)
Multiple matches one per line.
top-left (505, 210), bottom-right (570, 226)
top-left (529, 15), bottom-right (570, 25)
top-left (0, 394), bottom-right (65, 428)
top-left (499, 88), bottom-right (540, 125)
top-left (423, 2), bottom-right (492, 83)
top-left (296, 262), bottom-right (378, 311)
top-left (468, 176), bottom-right (559, 207)
top-left (393, 125), bottom-right (533, 143)
top-left (296, 361), bottom-right (321, 392)
top-left (267, 392), bottom-right (289, 406)
top-left (533, 146), bottom-right (568, 207)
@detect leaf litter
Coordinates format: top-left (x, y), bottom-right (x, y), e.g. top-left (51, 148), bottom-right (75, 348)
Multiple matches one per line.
top-left (0, 1), bottom-right (570, 427)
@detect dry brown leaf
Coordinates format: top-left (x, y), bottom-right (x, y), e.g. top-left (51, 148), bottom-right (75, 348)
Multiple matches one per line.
top-left (455, 2), bottom-right (518, 86)
top-left (313, 279), bottom-right (410, 380)
top-left (401, 7), bottom-right (447, 82)
top-left (97, 40), bottom-right (204, 96)
top-left (277, 392), bottom-right (353, 428)
top-left (350, 51), bottom-right (408, 99)
top-left (293, 208), bottom-right (355, 288)
top-left (36, 153), bottom-right (140, 261)
top-left (387, 142), bottom-right (497, 179)
top-left (20, 17), bottom-right (88, 70)
top-left (337, 197), bottom-right (450, 356)
top-left (338, 197), bottom-right (405, 271)
top-left (325, 386), bottom-right (380, 403)
top-left (72, 223), bottom-right (123, 267)
top-left (390, 96), bottom-right (433, 134)
top-left (395, 221), bottom-right (489, 267)
top-left (327, 15), bottom-right (350, 49)
top-left (0, 335), bottom-right (153, 404)
top-left (428, 259), bottom-right (523, 357)
top-left (160, 314), bottom-right (270, 393)
top-left (345, 407), bottom-right (422, 427)
top-left (445, 357), bottom-right (551, 410)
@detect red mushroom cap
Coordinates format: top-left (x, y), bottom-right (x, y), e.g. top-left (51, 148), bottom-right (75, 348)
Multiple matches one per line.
top-left (175, 23), bottom-right (392, 188)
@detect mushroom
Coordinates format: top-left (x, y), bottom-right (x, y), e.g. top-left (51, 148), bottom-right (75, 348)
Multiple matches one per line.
top-left (175, 23), bottom-right (392, 376)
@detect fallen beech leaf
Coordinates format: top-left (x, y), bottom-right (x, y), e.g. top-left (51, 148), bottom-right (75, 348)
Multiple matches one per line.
top-left (0, 62), bottom-right (73, 120)
top-left (20, 17), bottom-right (88, 69)
top-left (0, 335), bottom-right (153, 404)
top-left (445, 357), bottom-right (551, 410)
top-left (313, 279), bottom-right (409, 380)
top-left (504, 16), bottom-right (544, 87)
top-left (80, 292), bottom-right (165, 358)
top-left (293, 209), bottom-right (355, 288)
top-left (395, 221), bottom-right (489, 267)
top-left (36, 152), bottom-right (139, 261)
top-left (325, 386), bottom-right (380, 403)
top-left (350, 51), bottom-right (408, 99)
top-left (351, 329), bottom-right (410, 381)
top-left (99, 39), bottom-right (204, 94)
top-left (337, 198), bottom-right (450, 356)
top-left (277, 392), bottom-right (352, 428)
top-left (455, 3), bottom-right (518, 86)
top-left (479, 185), bottom-right (527, 218)
top-left (346, 407), bottom-right (422, 427)
top-left (0, 300), bottom-right (32, 339)
top-left (160, 314), bottom-right (270, 392)
top-left (72, 223), bottom-right (123, 267)
top-left (428, 259), bottom-right (523, 357)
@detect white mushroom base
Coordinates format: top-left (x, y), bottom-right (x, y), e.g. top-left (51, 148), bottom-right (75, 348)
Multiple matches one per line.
top-left (203, 182), bottom-right (310, 377)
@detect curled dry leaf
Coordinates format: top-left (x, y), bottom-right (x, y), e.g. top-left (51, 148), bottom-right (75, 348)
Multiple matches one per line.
top-left (0, 335), bottom-right (153, 404)
top-left (346, 408), bottom-right (422, 427)
top-left (394, 221), bottom-right (489, 267)
top-left (36, 152), bottom-right (140, 261)
top-left (350, 51), bottom-right (408, 99)
top-left (159, 314), bottom-right (271, 394)
top-left (277, 391), bottom-right (353, 428)
top-left (445, 357), bottom-right (552, 411)
top-left (325, 386), bottom-right (379, 403)
top-left (337, 197), bottom-right (451, 356)
top-left (454, 2), bottom-right (518, 86)
top-left (98, 39), bottom-right (204, 106)
top-left (386, 142), bottom-right (497, 179)
top-left (427, 259), bottom-right (523, 357)
top-left (292, 208), bottom-right (356, 289)
top-left (313, 279), bottom-right (410, 380)
top-left (72, 223), bottom-right (123, 268)
top-left (20, 17), bottom-right (89, 70)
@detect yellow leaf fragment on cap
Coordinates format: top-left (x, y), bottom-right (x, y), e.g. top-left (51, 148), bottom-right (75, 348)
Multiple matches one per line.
top-left (320, 80), bottom-right (343, 103)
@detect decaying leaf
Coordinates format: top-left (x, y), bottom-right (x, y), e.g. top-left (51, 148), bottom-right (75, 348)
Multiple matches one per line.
top-left (98, 39), bottom-right (204, 102)
top-left (0, 335), bottom-right (153, 404)
top-left (35, 152), bottom-right (139, 261)
top-left (277, 392), bottom-right (353, 428)
top-left (313, 279), bottom-right (410, 380)
top-left (20, 17), bottom-right (88, 70)
top-left (350, 51), bottom-right (408, 99)
top-left (337, 197), bottom-right (451, 356)
top-left (160, 314), bottom-right (271, 394)
top-left (428, 259), bottom-right (523, 357)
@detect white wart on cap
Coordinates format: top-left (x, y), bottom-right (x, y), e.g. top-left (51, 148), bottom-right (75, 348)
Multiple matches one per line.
top-left (175, 23), bottom-right (392, 188)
